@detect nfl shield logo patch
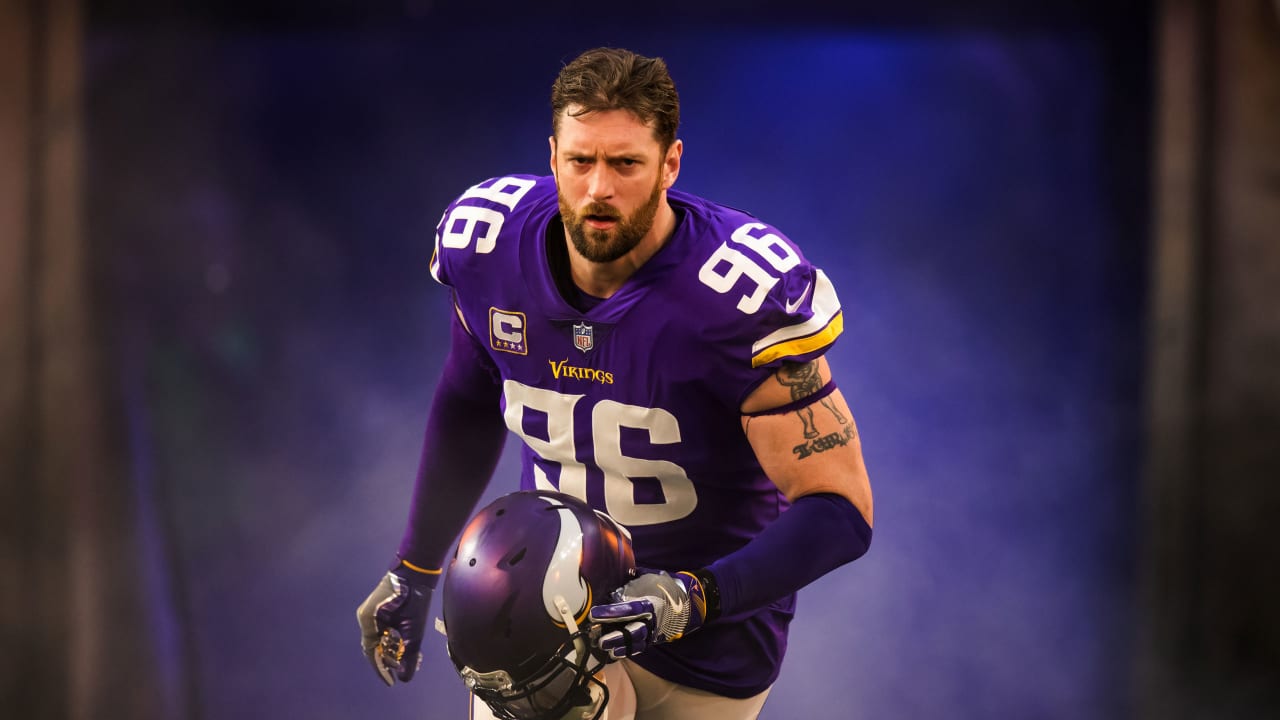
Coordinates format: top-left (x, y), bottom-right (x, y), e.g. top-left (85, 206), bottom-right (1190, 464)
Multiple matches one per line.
top-left (572, 322), bottom-right (594, 353)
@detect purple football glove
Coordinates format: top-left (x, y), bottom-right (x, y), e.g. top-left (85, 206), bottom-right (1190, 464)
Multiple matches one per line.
top-left (356, 562), bottom-right (436, 685)
top-left (588, 570), bottom-right (710, 660)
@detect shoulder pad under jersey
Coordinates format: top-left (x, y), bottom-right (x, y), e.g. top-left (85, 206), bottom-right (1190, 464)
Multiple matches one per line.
top-left (429, 174), bottom-right (554, 288)
top-left (672, 190), bottom-right (844, 373)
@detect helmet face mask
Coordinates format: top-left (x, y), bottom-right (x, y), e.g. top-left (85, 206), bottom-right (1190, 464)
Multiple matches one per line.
top-left (441, 491), bottom-right (634, 720)
top-left (467, 638), bottom-right (609, 720)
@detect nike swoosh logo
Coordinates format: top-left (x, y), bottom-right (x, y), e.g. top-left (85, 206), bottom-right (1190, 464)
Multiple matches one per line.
top-left (784, 281), bottom-right (812, 314)
top-left (659, 584), bottom-right (684, 617)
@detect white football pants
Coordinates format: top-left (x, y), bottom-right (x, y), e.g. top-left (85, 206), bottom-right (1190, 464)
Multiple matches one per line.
top-left (468, 659), bottom-right (772, 720)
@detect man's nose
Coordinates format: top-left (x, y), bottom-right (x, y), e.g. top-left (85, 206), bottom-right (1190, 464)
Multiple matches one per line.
top-left (586, 164), bottom-right (614, 201)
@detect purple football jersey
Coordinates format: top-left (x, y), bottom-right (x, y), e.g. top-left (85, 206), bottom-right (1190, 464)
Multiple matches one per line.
top-left (430, 174), bottom-right (844, 698)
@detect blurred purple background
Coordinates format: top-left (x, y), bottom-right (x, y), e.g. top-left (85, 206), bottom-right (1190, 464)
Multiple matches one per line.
top-left (78, 3), bottom-right (1152, 718)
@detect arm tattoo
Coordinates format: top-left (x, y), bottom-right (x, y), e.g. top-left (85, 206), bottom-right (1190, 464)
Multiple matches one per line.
top-left (775, 361), bottom-right (822, 400)
top-left (774, 361), bottom-right (853, 459)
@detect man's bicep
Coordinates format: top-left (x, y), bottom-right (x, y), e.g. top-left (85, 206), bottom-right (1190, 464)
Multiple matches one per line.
top-left (742, 376), bottom-right (873, 526)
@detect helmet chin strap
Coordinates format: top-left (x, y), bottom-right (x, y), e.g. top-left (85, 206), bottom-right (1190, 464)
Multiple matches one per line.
top-left (553, 594), bottom-right (611, 720)
top-left (565, 682), bottom-right (608, 720)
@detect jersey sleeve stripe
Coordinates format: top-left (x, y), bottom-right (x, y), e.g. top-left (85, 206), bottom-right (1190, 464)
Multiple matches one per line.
top-left (750, 312), bottom-right (844, 367)
top-left (429, 245), bottom-right (444, 284)
top-left (454, 302), bottom-right (473, 336)
top-left (749, 269), bottom-right (842, 367)
top-left (429, 208), bottom-right (449, 286)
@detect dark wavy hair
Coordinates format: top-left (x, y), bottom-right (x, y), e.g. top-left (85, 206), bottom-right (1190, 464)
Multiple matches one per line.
top-left (550, 47), bottom-right (680, 150)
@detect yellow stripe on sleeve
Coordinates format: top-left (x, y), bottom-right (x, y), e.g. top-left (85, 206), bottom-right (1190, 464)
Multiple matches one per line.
top-left (750, 311), bottom-right (844, 368)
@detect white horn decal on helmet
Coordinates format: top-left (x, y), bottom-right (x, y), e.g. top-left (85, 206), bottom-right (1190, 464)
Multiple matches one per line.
top-left (538, 495), bottom-right (589, 624)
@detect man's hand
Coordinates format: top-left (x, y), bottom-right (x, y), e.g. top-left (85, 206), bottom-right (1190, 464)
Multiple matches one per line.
top-left (356, 562), bottom-right (436, 685)
top-left (587, 570), bottom-right (712, 660)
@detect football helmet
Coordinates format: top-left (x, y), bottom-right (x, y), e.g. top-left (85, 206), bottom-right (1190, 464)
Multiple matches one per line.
top-left (441, 490), bottom-right (635, 720)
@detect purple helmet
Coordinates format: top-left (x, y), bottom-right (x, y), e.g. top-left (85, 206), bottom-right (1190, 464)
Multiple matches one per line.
top-left (441, 490), bottom-right (635, 720)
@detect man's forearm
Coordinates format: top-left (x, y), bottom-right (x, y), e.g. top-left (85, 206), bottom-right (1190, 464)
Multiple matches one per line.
top-left (706, 492), bottom-right (871, 619)
top-left (395, 314), bottom-right (507, 571)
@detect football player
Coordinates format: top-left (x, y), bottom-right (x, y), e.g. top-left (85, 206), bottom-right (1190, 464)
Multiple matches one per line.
top-left (357, 47), bottom-right (874, 719)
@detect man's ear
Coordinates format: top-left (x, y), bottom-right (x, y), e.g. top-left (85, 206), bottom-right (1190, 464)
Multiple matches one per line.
top-left (662, 139), bottom-right (683, 190)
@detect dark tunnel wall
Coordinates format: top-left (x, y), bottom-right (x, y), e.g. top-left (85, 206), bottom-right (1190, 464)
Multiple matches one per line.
top-left (1140, 1), bottom-right (1280, 717)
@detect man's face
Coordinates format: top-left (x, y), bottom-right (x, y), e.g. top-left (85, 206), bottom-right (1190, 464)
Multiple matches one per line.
top-left (550, 107), bottom-right (680, 263)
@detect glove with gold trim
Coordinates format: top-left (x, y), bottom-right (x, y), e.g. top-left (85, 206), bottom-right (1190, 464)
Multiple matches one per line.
top-left (356, 560), bottom-right (438, 685)
top-left (587, 569), bottom-right (718, 660)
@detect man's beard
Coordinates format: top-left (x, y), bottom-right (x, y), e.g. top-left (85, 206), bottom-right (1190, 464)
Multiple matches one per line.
top-left (558, 177), bottom-right (663, 264)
